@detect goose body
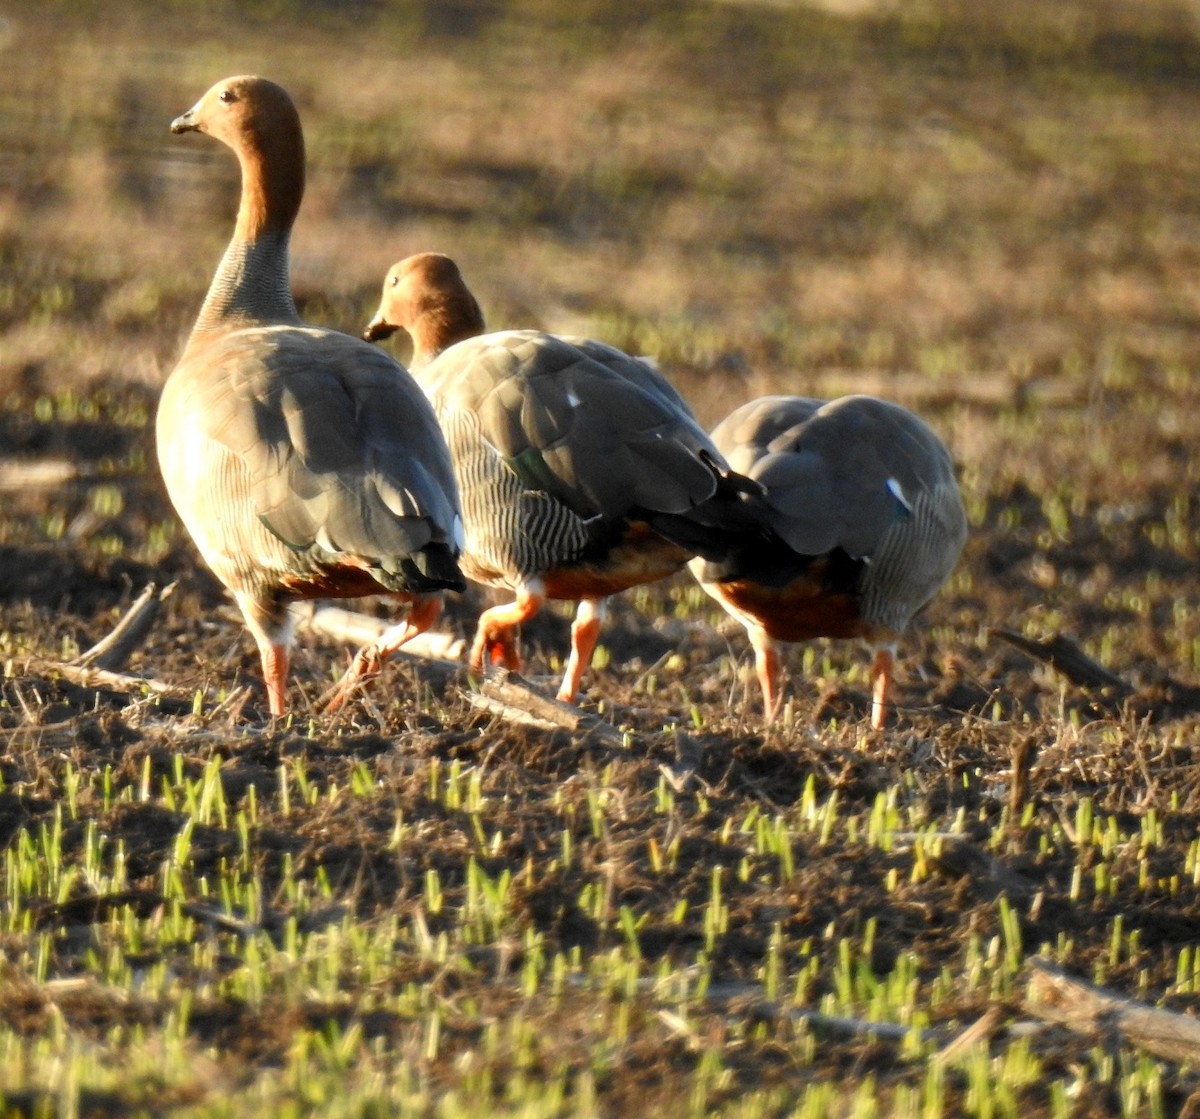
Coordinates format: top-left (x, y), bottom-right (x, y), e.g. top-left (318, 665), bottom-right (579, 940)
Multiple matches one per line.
top-left (691, 393), bottom-right (967, 728)
top-left (158, 78), bottom-right (463, 715)
top-left (364, 253), bottom-right (757, 702)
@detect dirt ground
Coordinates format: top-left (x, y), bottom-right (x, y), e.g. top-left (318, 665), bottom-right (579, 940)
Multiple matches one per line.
top-left (2, 371), bottom-right (1200, 1112)
top-left (3, 0), bottom-right (1200, 1110)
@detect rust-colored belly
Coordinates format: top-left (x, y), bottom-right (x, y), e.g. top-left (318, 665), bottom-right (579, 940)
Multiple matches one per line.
top-left (543, 524), bottom-right (689, 601)
top-left (713, 568), bottom-right (871, 642)
top-left (279, 562), bottom-right (410, 603)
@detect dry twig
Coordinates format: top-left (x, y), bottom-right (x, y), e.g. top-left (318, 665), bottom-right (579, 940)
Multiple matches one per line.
top-left (1024, 958), bottom-right (1200, 1065)
top-left (990, 628), bottom-right (1134, 695)
top-left (469, 673), bottom-right (626, 747)
top-left (301, 603), bottom-right (465, 663)
top-left (0, 458), bottom-right (82, 490)
top-left (74, 581), bottom-right (177, 671)
top-left (19, 658), bottom-right (187, 701)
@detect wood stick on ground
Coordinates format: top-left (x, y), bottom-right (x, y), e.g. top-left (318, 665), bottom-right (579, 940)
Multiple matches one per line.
top-left (18, 657), bottom-right (191, 702)
top-left (934, 1005), bottom-right (1005, 1066)
top-left (990, 628), bottom-right (1134, 695)
top-left (1024, 957), bottom-right (1200, 1065)
top-left (0, 458), bottom-right (83, 490)
top-left (74, 581), bottom-right (177, 671)
top-left (1009, 733), bottom-right (1037, 818)
top-left (300, 603), bottom-right (466, 663)
top-left (0, 459), bottom-right (151, 492)
top-left (4, 581), bottom-right (191, 711)
top-left (304, 606), bottom-right (624, 743)
top-left (468, 673), bottom-right (626, 747)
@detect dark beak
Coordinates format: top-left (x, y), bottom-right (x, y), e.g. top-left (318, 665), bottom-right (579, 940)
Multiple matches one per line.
top-left (170, 107), bottom-right (199, 134)
top-left (363, 316), bottom-right (399, 343)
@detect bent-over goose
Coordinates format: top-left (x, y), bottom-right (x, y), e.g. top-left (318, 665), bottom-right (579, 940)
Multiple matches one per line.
top-left (690, 394), bottom-right (967, 729)
top-left (364, 252), bottom-right (760, 703)
top-left (158, 78), bottom-right (463, 716)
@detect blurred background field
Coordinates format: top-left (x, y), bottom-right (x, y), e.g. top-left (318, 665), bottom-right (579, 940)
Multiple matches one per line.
top-left (4, 0), bottom-right (1199, 692)
top-left (3, 1), bottom-right (1200, 1115)
top-left (4, 0), bottom-right (1200, 400)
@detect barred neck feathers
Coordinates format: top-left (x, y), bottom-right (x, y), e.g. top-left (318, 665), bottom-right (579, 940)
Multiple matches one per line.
top-left (363, 252), bottom-right (486, 366)
top-left (190, 233), bottom-right (297, 342)
top-left (171, 75), bottom-right (304, 345)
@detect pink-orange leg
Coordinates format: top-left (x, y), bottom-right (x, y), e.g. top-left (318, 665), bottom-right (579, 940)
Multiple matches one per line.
top-left (748, 626), bottom-right (783, 723)
top-left (238, 593), bottom-right (296, 718)
top-left (469, 587), bottom-right (544, 675)
top-left (260, 643), bottom-right (290, 717)
top-left (868, 645), bottom-right (896, 730)
top-left (557, 598), bottom-right (605, 704)
top-left (323, 595), bottom-right (444, 712)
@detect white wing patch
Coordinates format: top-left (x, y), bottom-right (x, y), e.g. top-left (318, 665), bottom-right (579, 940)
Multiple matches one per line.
top-left (886, 477), bottom-right (912, 513)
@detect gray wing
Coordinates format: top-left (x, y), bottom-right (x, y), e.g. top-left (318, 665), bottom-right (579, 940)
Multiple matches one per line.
top-left (711, 393), bottom-right (966, 564)
top-left (421, 330), bottom-right (726, 519)
top-left (171, 325), bottom-right (462, 573)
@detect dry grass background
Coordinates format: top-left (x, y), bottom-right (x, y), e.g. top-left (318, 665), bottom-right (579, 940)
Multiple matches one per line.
top-left (4, 0), bottom-right (1200, 489)
top-left (2, 0), bottom-right (1200, 1115)
top-left (3, 0), bottom-right (1199, 679)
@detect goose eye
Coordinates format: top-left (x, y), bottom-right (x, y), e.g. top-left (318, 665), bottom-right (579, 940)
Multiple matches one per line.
top-left (218, 89), bottom-right (236, 104)
top-left (389, 275), bottom-right (400, 287)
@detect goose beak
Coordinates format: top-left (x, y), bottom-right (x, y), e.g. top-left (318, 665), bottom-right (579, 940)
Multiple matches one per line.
top-left (363, 315), bottom-right (399, 343)
top-left (170, 105), bottom-right (200, 134)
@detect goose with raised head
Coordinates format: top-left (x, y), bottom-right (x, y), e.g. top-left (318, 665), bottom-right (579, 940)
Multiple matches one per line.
top-left (690, 393), bottom-right (967, 729)
top-left (364, 252), bottom-right (761, 704)
top-left (158, 78), bottom-right (464, 716)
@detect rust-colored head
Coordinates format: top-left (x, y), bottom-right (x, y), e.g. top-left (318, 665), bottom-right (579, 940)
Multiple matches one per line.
top-left (172, 76), bottom-right (305, 237)
top-left (363, 253), bottom-right (486, 365)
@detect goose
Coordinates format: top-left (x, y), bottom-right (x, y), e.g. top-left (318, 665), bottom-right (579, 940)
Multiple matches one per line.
top-left (363, 252), bottom-right (760, 703)
top-left (690, 394), bottom-right (967, 728)
top-left (158, 78), bottom-right (463, 716)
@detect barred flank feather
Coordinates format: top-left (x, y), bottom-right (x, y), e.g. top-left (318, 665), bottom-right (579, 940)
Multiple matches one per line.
top-left (158, 79), bottom-right (463, 716)
top-left (687, 393), bottom-right (967, 726)
top-left (362, 251), bottom-right (764, 703)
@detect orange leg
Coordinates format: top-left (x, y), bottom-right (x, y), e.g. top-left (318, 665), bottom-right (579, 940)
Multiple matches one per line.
top-left (260, 643), bottom-right (290, 717)
top-left (869, 645), bottom-right (896, 730)
top-left (490, 630), bottom-right (521, 668)
top-left (469, 586), bottom-right (544, 675)
top-left (323, 594), bottom-right (444, 712)
top-left (237, 594), bottom-right (295, 718)
top-left (748, 625), bottom-right (783, 723)
top-left (557, 598), bottom-right (605, 704)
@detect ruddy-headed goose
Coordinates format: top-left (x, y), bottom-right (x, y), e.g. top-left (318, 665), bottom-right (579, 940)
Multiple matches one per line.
top-left (364, 252), bottom-right (759, 703)
top-left (158, 78), bottom-right (463, 715)
top-left (690, 394), bottom-right (967, 728)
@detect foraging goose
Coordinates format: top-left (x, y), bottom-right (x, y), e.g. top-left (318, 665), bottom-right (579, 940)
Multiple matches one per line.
top-left (157, 78), bottom-right (463, 716)
top-left (690, 394), bottom-right (967, 729)
top-left (364, 252), bottom-right (759, 703)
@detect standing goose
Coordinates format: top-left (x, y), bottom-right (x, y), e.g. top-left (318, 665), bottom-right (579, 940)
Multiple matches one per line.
top-left (363, 252), bottom-right (760, 703)
top-left (690, 394), bottom-right (967, 729)
top-left (158, 78), bottom-right (463, 716)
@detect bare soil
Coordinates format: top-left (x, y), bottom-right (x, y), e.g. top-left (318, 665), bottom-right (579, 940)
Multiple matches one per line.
top-left (3, 0), bottom-right (1200, 1111)
top-left (2, 372), bottom-right (1200, 1113)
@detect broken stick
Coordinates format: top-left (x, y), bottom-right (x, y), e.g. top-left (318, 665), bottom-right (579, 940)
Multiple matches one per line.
top-left (75, 581), bottom-right (177, 671)
top-left (990, 628), bottom-right (1134, 695)
top-left (1024, 957), bottom-right (1200, 1065)
top-left (468, 672), bottom-right (626, 746)
top-left (300, 603), bottom-right (466, 664)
